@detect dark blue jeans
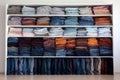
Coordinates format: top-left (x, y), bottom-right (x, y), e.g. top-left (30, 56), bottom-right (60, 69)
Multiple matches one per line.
top-left (89, 47), bottom-right (99, 56)
top-left (31, 46), bottom-right (44, 56)
top-left (19, 47), bottom-right (31, 56)
top-left (100, 46), bottom-right (112, 56)
top-left (44, 47), bottom-right (56, 56)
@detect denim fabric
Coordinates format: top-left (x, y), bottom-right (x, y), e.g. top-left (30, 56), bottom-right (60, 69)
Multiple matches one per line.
top-left (100, 46), bottom-right (112, 56)
top-left (8, 47), bottom-right (18, 56)
top-left (75, 47), bottom-right (89, 56)
top-left (7, 58), bottom-right (15, 75)
top-left (44, 47), bottom-right (56, 56)
top-left (89, 47), bottom-right (99, 56)
top-left (28, 58), bottom-right (34, 75)
top-left (8, 37), bottom-right (18, 47)
top-left (74, 58), bottom-right (81, 74)
top-left (65, 59), bottom-right (73, 74)
top-left (15, 58), bottom-right (19, 74)
top-left (31, 46), bottom-right (44, 56)
top-left (86, 58), bottom-right (99, 75)
top-left (19, 47), bottom-right (31, 56)
top-left (66, 49), bottom-right (75, 56)
top-left (65, 17), bottom-right (78, 25)
top-left (50, 16), bottom-right (65, 25)
top-left (56, 49), bottom-right (66, 56)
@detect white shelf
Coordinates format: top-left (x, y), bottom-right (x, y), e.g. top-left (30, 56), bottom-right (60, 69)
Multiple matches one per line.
top-left (7, 14), bottom-right (112, 17)
top-left (7, 36), bottom-right (113, 38)
top-left (8, 25), bottom-right (113, 28)
top-left (7, 56), bottom-right (113, 58)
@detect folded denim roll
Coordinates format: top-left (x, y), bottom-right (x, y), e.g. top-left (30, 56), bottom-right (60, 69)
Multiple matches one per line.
top-left (8, 37), bottom-right (18, 44)
top-left (43, 38), bottom-right (55, 48)
top-left (77, 28), bottom-right (87, 36)
top-left (22, 18), bottom-right (36, 25)
top-left (79, 7), bottom-right (92, 15)
top-left (65, 8), bottom-right (79, 15)
top-left (31, 46), bottom-right (44, 56)
top-left (8, 47), bottom-right (18, 56)
top-left (8, 37), bottom-right (18, 47)
top-left (50, 7), bottom-right (64, 14)
top-left (98, 28), bottom-right (111, 36)
top-left (66, 49), bottom-right (75, 56)
top-left (37, 17), bottom-right (50, 25)
top-left (37, 6), bottom-right (51, 14)
top-left (8, 28), bottom-right (22, 37)
top-left (50, 16), bottom-right (65, 25)
top-left (33, 28), bottom-right (49, 36)
top-left (56, 49), bottom-right (66, 56)
top-left (23, 28), bottom-right (34, 37)
top-left (79, 17), bottom-right (94, 25)
top-left (65, 16), bottom-right (79, 25)
top-left (19, 47), bottom-right (31, 56)
top-left (44, 47), bottom-right (56, 56)
top-left (22, 6), bottom-right (35, 14)
top-left (75, 47), bottom-right (89, 56)
top-left (49, 27), bottom-right (64, 36)
top-left (8, 17), bottom-right (22, 25)
top-left (64, 27), bottom-right (77, 36)
top-left (89, 46), bottom-right (99, 56)
top-left (8, 6), bottom-right (21, 14)
top-left (99, 46), bottom-right (112, 56)
top-left (86, 28), bottom-right (98, 36)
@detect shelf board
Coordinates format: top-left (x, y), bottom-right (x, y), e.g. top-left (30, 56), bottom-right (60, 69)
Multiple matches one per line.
top-left (7, 36), bottom-right (113, 38)
top-left (7, 14), bottom-right (112, 17)
top-left (7, 56), bottom-right (113, 58)
top-left (7, 25), bottom-right (113, 28)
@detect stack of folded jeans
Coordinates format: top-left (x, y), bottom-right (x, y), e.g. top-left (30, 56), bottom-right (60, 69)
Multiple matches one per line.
top-left (65, 17), bottom-right (78, 25)
top-left (66, 38), bottom-right (76, 56)
top-left (8, 5), bottom-right (21, 14)
top-left (21, 18), bottom-right (36, 25)
top-left (22, 6), bottom-right (35, 14)
top-left (33, 28), bottom-right (49, 36)
top-left (8, 17), bottom-right (22, 25)
top-left (65, 8), bottom-right (79, 15)
top-left (50, 7), bottom-right (64, 14)
top-left (93, 6), bottom-right (111, 14)
top-left (99, 38), bottom-right (112, 56)
top-left (8, 37), bottom-right (19, 56)
top-left (23, 28), bottom-right (34, 37)
top-left (8, 28), bottom-right (22, 37)
top-left (37, 6), bottom-right (51, 14)
top-left (56, 38), bottom-right (66, 56)
top-left (43, 38), bottom-right (56, 56)
top-left (31, 38), bottom-right (44, 56)
top-left (50, 16), bottom-right (65, 25)
top-left (88, 38), bottom-right (99, 56)
top-left (49, 27), bottom-right (64, 36)
top-left (75, 39), bottom-right (89, 56)
top-left (37, 17), bottom-right (50, 25)
top-left (79, 16), bottom-right (94, 25)
top-left (98, 28), bottom-right (111, 36)
top-left (64, 27), bottom-right (77, 36)
top-left (94, 17), bottom-right (111, 25)
top-left (77, 28), bottom-right (87, 36)
top-left (19, 38), bottom-right (31, 56)
top-left (79, 7), bottom-right (92, 15)
top-left (86, 28), bottom-right (98, 36)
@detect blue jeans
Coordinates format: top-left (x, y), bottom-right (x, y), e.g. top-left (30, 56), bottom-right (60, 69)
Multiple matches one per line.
top-left (31, 46), bottom-right (44, 56)
top-left (86, 58), bottom-right (99, 75)
top-left (56, 49), bottom-right (66, 56)
top-left (44, 47), bottom-right (56, 56)
top-left (8, 47), bottom-right (18, 56)
top-left (19, 47), bottom-right (31, 56)
top-left (89, 47), bottom-right (99, 56)
top-left (7, 58), bottom-right (15, 75)
top-left (100, 46), bottom-right (112, 56)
